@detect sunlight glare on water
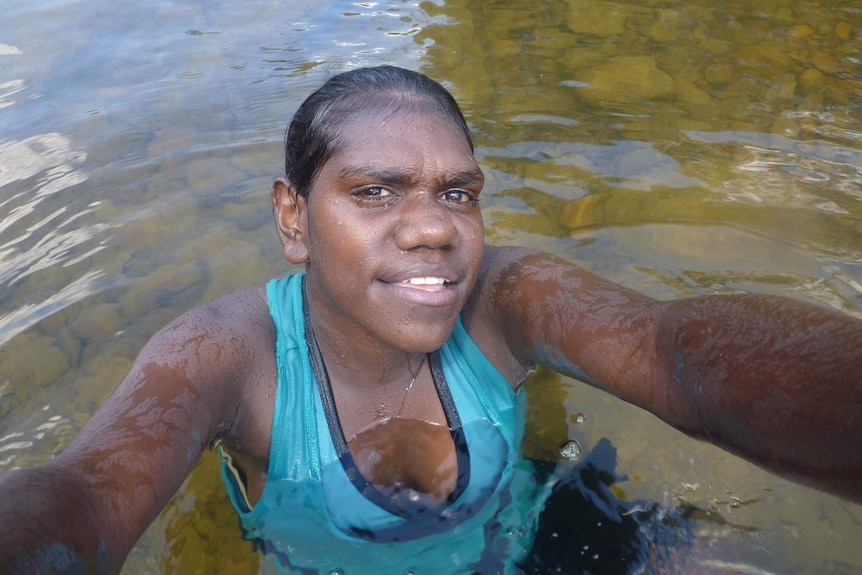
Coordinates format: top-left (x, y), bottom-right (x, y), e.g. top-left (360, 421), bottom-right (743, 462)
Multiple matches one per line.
top-left (0, 0), bottom-right (860, 573)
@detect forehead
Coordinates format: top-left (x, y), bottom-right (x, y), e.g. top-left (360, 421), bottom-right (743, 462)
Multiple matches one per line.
top-left (320, 110), bottom-right (478, 180)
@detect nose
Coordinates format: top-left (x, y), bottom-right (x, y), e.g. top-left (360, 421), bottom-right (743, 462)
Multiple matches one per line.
top-left (394, 192), bottom-right (458, 251)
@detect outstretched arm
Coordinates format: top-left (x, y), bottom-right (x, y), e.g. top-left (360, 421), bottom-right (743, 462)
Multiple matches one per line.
top-left (651, 294), bottom-right (861, 502)
top-left (0, 289), bottom-right (269, 573)
top-left (486, 247), bottom-right (862, 503)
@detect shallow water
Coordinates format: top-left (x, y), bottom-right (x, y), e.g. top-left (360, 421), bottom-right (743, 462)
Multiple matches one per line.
top-left (0, 0), bottom-right (860, 573)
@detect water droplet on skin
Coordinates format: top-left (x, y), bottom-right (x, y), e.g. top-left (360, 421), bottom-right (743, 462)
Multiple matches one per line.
top-left (560, 439), bottom-right (582, 461)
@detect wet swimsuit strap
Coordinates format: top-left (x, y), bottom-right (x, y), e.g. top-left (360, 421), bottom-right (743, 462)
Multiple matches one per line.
top-left (301, 280), bottom-right (471, 518)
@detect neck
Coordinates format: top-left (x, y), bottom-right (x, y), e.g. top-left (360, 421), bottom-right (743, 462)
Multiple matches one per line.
top-left (305, 292), bottom-right (426, 393)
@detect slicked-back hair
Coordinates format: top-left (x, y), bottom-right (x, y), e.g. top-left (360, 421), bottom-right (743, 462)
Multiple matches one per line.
top-left (284, 66), bottom-right (474, 197)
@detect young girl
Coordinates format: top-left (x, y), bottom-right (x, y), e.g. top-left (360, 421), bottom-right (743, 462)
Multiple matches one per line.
top-left (1, 66), bottom-right (860, 575)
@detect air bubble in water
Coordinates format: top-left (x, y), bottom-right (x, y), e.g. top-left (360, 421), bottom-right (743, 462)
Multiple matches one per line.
top-left (560, 439), bottom-right (582, 461)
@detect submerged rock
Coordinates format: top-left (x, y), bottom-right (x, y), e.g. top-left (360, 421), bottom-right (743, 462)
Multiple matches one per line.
top-left (566, 1), bottom-right (629, 37)
top-left (575, 56), bottom-right (675, 104)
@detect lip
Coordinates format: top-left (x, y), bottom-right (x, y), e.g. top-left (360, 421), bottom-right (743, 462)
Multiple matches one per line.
top-left (381, 280), bottom-right (461, 307)
top-left (378, 269), bottom-right (462, 307)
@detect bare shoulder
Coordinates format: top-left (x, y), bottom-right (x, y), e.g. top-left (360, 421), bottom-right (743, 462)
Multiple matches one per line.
top-left (66, 284), bottom-right (277, 455)
top-left (467, 245), bottom-right (540, 314)
top-left (477, 245), bottom-right (543, 284)
top-left (474, 245), bottom-right (654, 316)
top-left (463, 245), bottom-right (536, 340)
top-left (461, 246), bottom-right (546, 387)
top-left (168, 284), bottom-right (273, 349)
top-left (467, 244), bottom-right (593, 330)
top-left (162, 285), bottom-right (278, 446)
top-left (465, 245), bottom-right (660, 384)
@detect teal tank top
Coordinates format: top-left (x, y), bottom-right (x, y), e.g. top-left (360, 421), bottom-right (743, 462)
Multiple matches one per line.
top-left (220, 273), bottom-right (544, 574)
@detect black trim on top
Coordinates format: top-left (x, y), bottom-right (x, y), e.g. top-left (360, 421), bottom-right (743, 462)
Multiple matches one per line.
top-left (302, 283), bottom-right (471, 520)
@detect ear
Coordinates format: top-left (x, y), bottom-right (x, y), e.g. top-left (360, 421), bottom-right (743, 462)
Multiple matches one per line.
top-left (272, 177), bottom-right (310, 265)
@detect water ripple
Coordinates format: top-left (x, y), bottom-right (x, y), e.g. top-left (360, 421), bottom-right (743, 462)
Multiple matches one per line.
top-left (686, 129), bottom-right (862, 210)
top-left (0, 132), bottom-right (109, 345)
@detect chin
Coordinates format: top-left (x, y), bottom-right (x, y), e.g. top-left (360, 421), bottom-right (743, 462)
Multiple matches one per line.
top-left (391, 323), bottom-right (458, 353)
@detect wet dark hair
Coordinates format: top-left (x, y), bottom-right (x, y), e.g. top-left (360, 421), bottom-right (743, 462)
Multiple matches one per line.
top-left (284, 65), bottom-right (474, 197)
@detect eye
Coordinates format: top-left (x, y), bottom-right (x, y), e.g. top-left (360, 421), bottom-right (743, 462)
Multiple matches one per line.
top-left (353, 186), bottom-right (394, 199)
top-left (441, 189), bottom-right (479, 204)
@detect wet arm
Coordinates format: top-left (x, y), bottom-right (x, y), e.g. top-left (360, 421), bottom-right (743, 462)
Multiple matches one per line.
top-left (0, 366), bottom-right (211, 574)
top-left (0, 462), bottom-right (110, 573)
top-left (0, 294), bottom-right (263, 573)
top-left (650, 294), bottom-right (862, 502)
top-left (489, 248), bottom-right (862, 503)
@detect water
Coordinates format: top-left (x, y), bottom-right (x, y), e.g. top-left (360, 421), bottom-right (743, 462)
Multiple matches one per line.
top-left (1, 0), bottom-right (860, 573)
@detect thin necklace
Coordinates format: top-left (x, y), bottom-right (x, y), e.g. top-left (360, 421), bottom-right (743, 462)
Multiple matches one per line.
top-left (396, 353), bottom-right (427, 417)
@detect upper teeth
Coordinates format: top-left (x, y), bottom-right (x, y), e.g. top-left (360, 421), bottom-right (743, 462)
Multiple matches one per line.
top-left (406, 277), bottom-right (445, 285)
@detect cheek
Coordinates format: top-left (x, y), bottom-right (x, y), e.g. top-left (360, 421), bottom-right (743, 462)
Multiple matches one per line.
top-left (307, 213), bottom-right (359, 260)
top-left (462, 216), bottom-right (485, 253)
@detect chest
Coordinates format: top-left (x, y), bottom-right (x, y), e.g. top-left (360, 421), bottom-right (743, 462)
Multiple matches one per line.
top-left (334, 373), bottom-right (459, 502)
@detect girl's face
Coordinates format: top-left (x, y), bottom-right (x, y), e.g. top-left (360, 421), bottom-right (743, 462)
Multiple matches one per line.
top-left (299, 109), bottom-right (486, 354)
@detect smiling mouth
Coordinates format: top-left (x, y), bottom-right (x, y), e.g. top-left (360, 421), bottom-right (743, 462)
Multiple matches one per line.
top-left (399, 277), bottom-right (450, 291)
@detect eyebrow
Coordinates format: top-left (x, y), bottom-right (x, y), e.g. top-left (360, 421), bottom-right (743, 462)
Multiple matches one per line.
top-left (338, 166), bottom-right (484, 187)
